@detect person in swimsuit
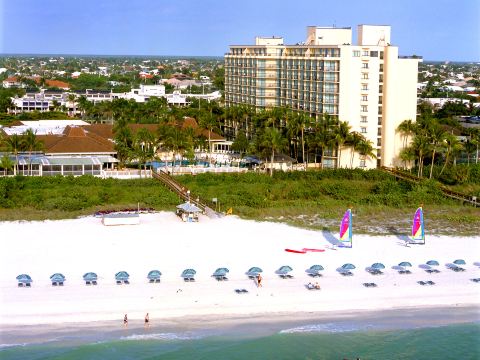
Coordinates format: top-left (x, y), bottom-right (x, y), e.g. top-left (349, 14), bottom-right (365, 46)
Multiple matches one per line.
top-left (124, 314), bottom-right (128, 327)
top-left (144, 313), bottom-right (150, 327)
top-left (257, 274), bottom-right (262, 287)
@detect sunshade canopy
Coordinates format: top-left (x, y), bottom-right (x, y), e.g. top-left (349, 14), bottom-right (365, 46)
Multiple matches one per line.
top-left (16, 274), bottom-right (32, 283)
top-left (371, 263), bottom-right (385, 269)
top-left (426, 260), bottom-right (439, 266)
top-left (115, 271), bottom-right (130, 280)
top-left (398, 262), bottom-right (412, 267)
top-left (453, 259), bottom-right (466, 265)
top-left (278, 265), bottom-right (293, 274)
top-left (309, 265), bottom-right (324, 271)
top-left (83, 272), bottom-right (98, 281)
top-left (247, 267), bottom-right (263, 274)
top-left (50, 273), bottom-right (66, 282)
top-left (182, 268), bottom-right (196, 277)
top-left (147, 270), bottom-right (162, 280)
top-left (341, 263), bottom-right (356, 270)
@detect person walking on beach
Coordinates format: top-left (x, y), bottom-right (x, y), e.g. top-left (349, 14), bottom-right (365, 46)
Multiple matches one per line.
top-left (144, 313), bottom-right (150, 327)
top-left (123, 314), bottom-right (128, 327)
top-left (257, 274), bottom-right (262, 287)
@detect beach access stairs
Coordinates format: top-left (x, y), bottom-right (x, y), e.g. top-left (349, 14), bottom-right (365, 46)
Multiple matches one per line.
top-left (380, 166), bottom-right (479, 207)
top-left (151, 169), bottom-right (223, 218)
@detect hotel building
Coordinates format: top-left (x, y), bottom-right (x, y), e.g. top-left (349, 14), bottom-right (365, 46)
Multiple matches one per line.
top-left (224, 25), bottom-right (421, 168)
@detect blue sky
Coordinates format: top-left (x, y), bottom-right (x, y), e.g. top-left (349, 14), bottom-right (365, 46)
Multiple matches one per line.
top-left (1, 0), bottom-right (479, 61)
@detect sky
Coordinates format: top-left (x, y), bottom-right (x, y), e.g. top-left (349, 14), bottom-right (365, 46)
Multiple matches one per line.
top-left (0, 0), bottom-right (479, 61)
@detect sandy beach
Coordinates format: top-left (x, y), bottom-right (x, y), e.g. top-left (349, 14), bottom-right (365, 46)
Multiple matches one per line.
top-left (0, 212), bottom-right (479, 328)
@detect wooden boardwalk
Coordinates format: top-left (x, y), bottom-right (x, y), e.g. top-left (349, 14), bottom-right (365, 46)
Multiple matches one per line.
top-left (151, 169), bottom-right (222, 217)
top-left (380, 167), bottom-right (479, 207)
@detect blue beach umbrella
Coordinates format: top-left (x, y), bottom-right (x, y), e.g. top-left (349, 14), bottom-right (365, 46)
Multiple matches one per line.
top-left (181, 269), bottom-right (196, 277)
top-left (115, 271), bottom-right (130, 281)
top-left (278, 265), bottom-right (293, 274)
top-left (247, 267), bottom-right (263, 274)
top-left (309, 265), bottom-right (324, 271)
top-left (398, 262), bottom-right (412, 268)
top-left (341, 263), bottom-right (356, 270)
top-left (147, 270), bottom-right (162, 280)
top-left (453, 259), bottom-right (466, 265)
top-left (83, 272), bottom-right (98, 281)
top-left (16, 274), bottom-right (32, 284)
top-left (426, 260), bottom-right (439, 266)
top-left (50, 273), bottom-right (66, 282)
top-left (371, 263), bottom-right (385, 270)
top-left (213, 268), bottom-right (229, 276)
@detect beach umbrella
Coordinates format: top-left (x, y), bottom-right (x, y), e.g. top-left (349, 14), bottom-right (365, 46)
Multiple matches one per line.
top-left (309, 265), bottom-right (324, 271)
top-left (398, 262), bottom-right (412, 268)
top-left (453, 259), bottom-right (466, 265)
top-left (181, 269), bottom-right (196, 277)
top-left (247, 267), bottom-right (263, 274)
top-left (50, 273), bottom-right (66, 282)
top-left (16, 274), bottom-right (32, 284)
top-left (115, 271), bottom-right (130, 281)
top-left (213, 268), bottom-right (229, 276)
top-left (371, 263), bottom-right (385, 270)
top-left (341, 263), bottom-right (356, 270)
top-left (147, 270), bottom-right (162, 280)
top-left (278, 265), bottom-right (293, 274)
top-left (83, 272), bottom-right (98, 281)
top-left (426, 260), bottom-right (439, 266)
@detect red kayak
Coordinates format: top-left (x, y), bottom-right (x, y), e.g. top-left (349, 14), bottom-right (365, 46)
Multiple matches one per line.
top-left (302, 248), bottom-right (325, 252)
top-left (285, 248), bottom-right (306, 254)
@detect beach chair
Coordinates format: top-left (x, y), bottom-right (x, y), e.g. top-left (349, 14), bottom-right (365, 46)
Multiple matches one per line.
top-left (341, 271), bottom-right (353, 276)
top-left (92, 280), bottom-right (97, 285)
top-left (52, 282), bottom-right (58, 286)
top-left (470, 278), bottom-right (480, 283)
top-left (116, 280), bottom-right (122, 285)
top-left (426, 281), bottom-right (435, 285)
top-left (124, 280), bottom-right (130, 285)
top-left (59, 282), bottom-right (64, 286)
top-left (149, 279), bottom-right (155, 283)
top-left (18, 283), bottom-right (24, 287)
top-left (417, 281), bottom-right (427, 286)
top-left (26, 283), bottom-right (31, 287)
top-left (86, 281), bottom-right (92, 286)
top-left (155, 279), bottom-right (160, 283)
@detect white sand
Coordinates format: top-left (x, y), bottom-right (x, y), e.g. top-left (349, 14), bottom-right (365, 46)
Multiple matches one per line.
top-left (0, 212), bottom-right (479, 326)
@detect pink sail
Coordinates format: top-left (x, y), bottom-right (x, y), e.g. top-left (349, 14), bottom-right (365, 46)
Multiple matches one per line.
top-left (339, 209), bottom-right (352, 246)
top-left (411, 207), bottom-right (424, 242)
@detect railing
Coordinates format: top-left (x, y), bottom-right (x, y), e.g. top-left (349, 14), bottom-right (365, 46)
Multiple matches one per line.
top-left (380, 166), bottom-right (479, 207)
top-left (151, 170), bottom-right (218, 214)
top-left (101, 169), bottom-right (152, 179)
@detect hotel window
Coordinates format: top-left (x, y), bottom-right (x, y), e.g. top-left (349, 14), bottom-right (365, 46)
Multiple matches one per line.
top-left (362, 63), bottom-right (369, 69)
top-left (360, 159), bottom-right (366, 168)
top-left (379, 64), bottom-right (384, 72)
top-left (362, 95), bottom-right (368, 101)
top-left (378, 106), bottom-right (383, 115)
top-left (361, 105), bottom-right (368, 112)
top-left (379, 85), bottom-right (383, 93)
top-left (362, 50), bottom-right (369, 56)
top-left (362, 84), bottom-right (368, 91)
top-left (353, 50), bottom-right (361, 57)
top-left (361, 127), bottom-right (367, 134)
top-left (378, 96), bottom-right (383, 104)
top-left (362, 73), bottom-right (369, 80)
top-left (379, 74), bottom-right (384, 82)
top-left (361, 116), bottom-right (368, 123)
top-left (380, 51), bottom-right (384, 60)
top-left (370, 51), bottom-right (378, 57)
top-left (377, 138), bottom-right (382, 146)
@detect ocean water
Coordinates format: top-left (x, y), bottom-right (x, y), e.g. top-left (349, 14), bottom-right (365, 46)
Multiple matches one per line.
top-left (1, 322), bottom-right (479, 360)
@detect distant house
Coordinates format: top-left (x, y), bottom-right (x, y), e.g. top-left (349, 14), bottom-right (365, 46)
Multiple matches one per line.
top-left (2, 76), bottom-right (24, 88)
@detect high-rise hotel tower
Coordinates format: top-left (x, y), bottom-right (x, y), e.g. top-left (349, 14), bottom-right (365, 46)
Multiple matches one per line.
top-left (224, 25), bottom-right (420, 168)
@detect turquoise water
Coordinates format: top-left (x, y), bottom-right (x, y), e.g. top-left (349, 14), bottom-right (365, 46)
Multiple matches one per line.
top-left (1, 322), bottom-right (479, 360)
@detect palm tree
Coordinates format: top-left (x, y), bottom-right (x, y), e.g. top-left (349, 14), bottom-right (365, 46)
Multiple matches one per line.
top-left (5, 134), bottom-right (24, 175)
top-left (67, 93), bottom-right (77, 117)
top-left (0, 154), bottom-right (14, 176)
top-left (399, 147), bottom-right (416, 173)
top-left (427, 124), bottom-right (446, 179)
top-left (199, 112), bottom-right (220, 163)
top-left (159, 125), bottom-right (188, 175)
top-left (134, 128), bottom-right (156, 177)
top-left (23, 129), bottom-right (43, 176)
top-left (397, 119), bottom-right (417, 168)
top-left (314, 114), bottom-right (336, 169)
top-left (114, 126), bottom-right (134, 168)
top-left (412, 134), bottom-right (430, 178)
top-left (334, 120), bottom-right (351, 168)
top-left (357, 139), bottom-right (377, 167)
top-left (262, 127), bottom-right (287, 177)
top-left (348, 131), bottom-right (365, 168)
top-left (439, 133), bottom-right (460, 175)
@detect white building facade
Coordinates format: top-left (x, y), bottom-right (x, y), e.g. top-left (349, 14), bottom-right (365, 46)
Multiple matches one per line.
top-left (225, 25), bottom-right (421, 169)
